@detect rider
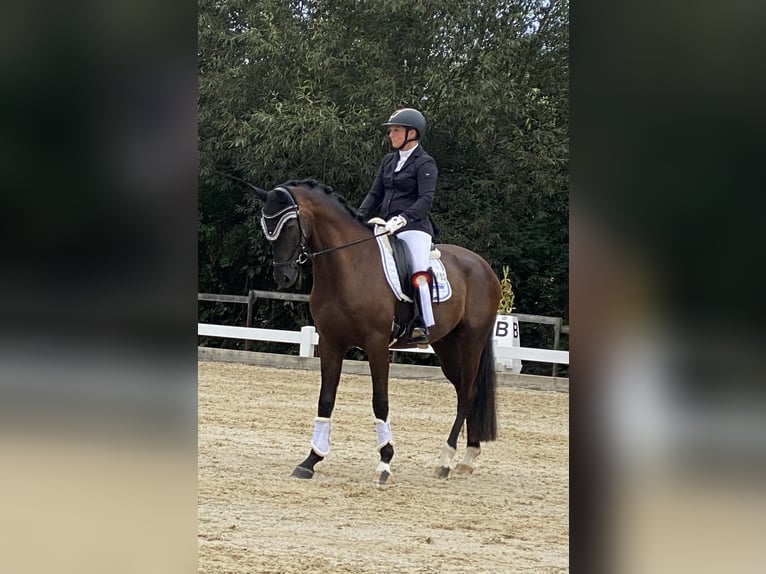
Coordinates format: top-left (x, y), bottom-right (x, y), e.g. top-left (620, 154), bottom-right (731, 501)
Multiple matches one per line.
top-left (357, 107), bottom-right (438, 344)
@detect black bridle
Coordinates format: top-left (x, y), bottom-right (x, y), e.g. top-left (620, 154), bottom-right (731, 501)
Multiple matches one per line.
top-left (261, 186), bottom-right (388, 268)
top-left (260, 187), bottom-right (313, 267)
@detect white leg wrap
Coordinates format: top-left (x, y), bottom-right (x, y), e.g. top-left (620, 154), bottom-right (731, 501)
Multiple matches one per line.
top-left (439, 443), bottom-right (457, 467)
top-left (417, 283), bottom-right (435, 327)
top-left (375, 461), bottom-right (392, 474)
top-left (374, 418), bottom-right (394, 451)
top-left (460, 446), bottom-right (481, 466)
top-left (310, 417), bottom-right (331, 457)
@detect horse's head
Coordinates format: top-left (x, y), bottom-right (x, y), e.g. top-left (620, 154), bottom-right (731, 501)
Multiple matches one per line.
top-left (255, 185), bottom-right (310, 288)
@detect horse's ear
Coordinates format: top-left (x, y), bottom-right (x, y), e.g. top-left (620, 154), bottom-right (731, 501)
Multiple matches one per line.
top-left (237, 177), bottom-right (268, 201)
top-left (218, 172), bottom-right (268, 201)
top-left (253, 186), bottom-right (268, 202)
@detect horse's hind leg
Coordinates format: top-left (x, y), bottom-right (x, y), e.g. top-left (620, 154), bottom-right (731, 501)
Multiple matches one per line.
top-left (291, 342), bottom-right (344, 479)
top-left (453, 396), bottom-right (485, 475)
top-left (432, 337), bottom-right (472, 478)
top-left (456, 332), bottom-right (497, 475)
top-left (433, 330), bottom-right (493, 478)
top-left (451, 379), bottom-right (482, 476)
top-left (433, 387), bottom-right (469, 478)
top-left (454, 446), bottom-right (481, 475)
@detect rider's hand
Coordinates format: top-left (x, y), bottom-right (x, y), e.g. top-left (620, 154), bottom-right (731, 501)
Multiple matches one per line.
top-left (384, 215), bottom-right (407, 234)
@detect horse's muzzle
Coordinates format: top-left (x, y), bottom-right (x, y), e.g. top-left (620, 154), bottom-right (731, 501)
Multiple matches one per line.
top-left (273, 265), bottom-right (298, 288)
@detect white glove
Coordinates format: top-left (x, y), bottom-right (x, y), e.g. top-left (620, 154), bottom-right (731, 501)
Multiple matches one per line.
top-left (384, 215), bottom-right (407, 234)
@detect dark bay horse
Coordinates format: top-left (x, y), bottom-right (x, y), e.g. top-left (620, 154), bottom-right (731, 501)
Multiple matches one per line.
top-left (252, 178), bottom-right (501, 485)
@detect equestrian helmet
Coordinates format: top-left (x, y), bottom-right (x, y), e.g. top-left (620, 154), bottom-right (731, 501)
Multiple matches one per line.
top-left (382, 108), bottom-right (426, 138)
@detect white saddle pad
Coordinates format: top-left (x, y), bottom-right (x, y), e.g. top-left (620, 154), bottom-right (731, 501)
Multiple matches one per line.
top-left (374, 230), bottom-right (452, 303)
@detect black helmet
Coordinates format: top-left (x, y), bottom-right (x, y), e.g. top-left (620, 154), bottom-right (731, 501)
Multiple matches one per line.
top-left (382, 108), bottom-right (426, 138)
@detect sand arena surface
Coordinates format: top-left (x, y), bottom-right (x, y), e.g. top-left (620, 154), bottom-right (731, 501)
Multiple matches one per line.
top-left (198, 361), bottom-right (568, 573)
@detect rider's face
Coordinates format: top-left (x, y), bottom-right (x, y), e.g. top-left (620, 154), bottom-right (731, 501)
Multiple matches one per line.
top-left (387, 125), bottom-right (411, 148)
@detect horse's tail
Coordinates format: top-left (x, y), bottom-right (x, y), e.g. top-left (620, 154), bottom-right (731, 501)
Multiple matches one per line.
top-left (470, 331), bottom-right (498, 442)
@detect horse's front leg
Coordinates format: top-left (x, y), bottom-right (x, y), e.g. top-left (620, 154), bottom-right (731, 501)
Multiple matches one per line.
top-left (291, 341), bottom-right (344, 479)
top-left (368, 342), bottom-right (395, 488)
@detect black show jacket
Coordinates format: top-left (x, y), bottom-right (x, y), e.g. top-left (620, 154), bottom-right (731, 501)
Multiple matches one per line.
top-left (358, 145), bottom-right (438, 237)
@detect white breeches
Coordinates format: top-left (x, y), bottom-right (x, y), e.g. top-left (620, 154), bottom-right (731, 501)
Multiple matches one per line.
top-left (397, 230), bottom-right (431, 272)
top-left (397, 230), bottom-right (435, 327)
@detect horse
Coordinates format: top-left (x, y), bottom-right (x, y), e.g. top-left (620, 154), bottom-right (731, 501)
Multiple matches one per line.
top-left (251, 178), bottom-right (502, 486)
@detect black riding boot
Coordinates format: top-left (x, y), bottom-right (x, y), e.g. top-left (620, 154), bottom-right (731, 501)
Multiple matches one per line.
top-left (406, 316), bottom-right (430, 345)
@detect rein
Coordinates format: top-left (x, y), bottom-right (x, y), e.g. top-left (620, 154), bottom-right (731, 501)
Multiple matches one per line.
top-left (309, 232), bottom-right (389, 258)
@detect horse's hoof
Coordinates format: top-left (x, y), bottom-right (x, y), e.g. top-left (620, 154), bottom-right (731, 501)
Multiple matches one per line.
top-left (373, 469), bottom-right (395, 488)
top-left (434, 465), bottom-right (451, 479)
top-left (373, 461), bottom-right (395, 488)
top-left (454, 463), bottom-right (475, 475)
top-left (291, 466), bottom-right (314, 479)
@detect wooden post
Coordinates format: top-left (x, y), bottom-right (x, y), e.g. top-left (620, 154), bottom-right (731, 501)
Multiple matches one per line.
top-left (245, 290), bottom-right (256, 352)
top-left (552, 318), bottom-right (561, 377)
top-left (299, 326), bottom-right (317, 357)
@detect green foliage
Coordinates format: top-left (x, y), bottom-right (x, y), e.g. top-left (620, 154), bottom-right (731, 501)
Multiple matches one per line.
top-left (199, 0), bottom-right (569, 347)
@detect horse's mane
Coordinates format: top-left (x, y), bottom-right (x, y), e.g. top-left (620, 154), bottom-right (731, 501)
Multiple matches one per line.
top-left (282, 178), bottom-right (372, 228)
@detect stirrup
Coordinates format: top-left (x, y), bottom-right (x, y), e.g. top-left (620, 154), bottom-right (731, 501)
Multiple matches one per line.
top-left (406, 324), bottom-right (430, 346)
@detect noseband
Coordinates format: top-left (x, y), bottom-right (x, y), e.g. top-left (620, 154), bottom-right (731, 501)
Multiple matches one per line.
top-left (260, 187), bottom-right (312, 267)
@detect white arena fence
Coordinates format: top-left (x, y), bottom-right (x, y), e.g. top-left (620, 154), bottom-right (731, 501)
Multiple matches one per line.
top-left (198, 315), bottom-right (568, 374)
top-left (199, 291), bottom-right (569, 376)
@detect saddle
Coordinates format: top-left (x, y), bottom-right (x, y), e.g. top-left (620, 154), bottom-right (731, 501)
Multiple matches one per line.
top-left (367, 218), bottom-right (440, 345)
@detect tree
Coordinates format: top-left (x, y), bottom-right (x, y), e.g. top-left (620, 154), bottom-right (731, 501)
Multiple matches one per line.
top-left (198, 0), bottom-right (569, 361)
